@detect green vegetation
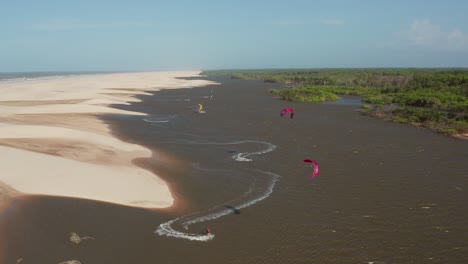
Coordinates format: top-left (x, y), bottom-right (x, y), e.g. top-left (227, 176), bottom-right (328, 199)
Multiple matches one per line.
top-left (379, 107), bottom-right (468, 135)
top-left (361, 104), bottom-right (371, 110)
top-left (271, 86), bottom-right (339, 102)
top-left (202, 68), bottom-right (468, 136)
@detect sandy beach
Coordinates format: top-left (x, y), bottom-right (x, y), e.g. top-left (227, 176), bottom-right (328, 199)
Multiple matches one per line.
top-left (0, 71), bottom-right (218, 209)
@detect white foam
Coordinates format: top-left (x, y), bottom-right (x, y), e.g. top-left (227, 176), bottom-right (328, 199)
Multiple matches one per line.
top-left (232, 154), bottom-right (252, 162)
top-left (144, 119), bottom-right (169, 123)
top-left (232, 141), bottom-right (277, 162)
top-left (182, 171), bottom-right (279, 227)
top-left (155, 170), bottom-right (280, 241)
top-left (155, 218), bottom-right (214, 242)
top-left (183, 140), bottom-right (277, 162)
top-left (143, 115), bottom-right (177, 123)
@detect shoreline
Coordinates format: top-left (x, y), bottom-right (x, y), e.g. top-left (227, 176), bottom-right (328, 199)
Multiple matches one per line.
top-left (2, 74), bottom-right (468, 263)
top-left (0, 71), bottom-right (218, 210)
top-left (360, 107), bottom-right (468, 142)
top-left (323, 94), bottom-right (468, 142)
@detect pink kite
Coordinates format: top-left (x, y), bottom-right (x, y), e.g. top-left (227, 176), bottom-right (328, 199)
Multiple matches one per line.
top-left (280, 108), bottom-right (294, 119)
top-left (303, 159), bottom-right (320, 179)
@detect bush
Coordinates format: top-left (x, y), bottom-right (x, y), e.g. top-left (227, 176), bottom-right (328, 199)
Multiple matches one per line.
top-left (361, 104), bottom-right (371, 110)
top-left (453, 121), bottom-right (468, 133)
top-left (363, 94), bottom-right (393, 105)
top-left (440, 128), bottom-right (459, 134)
top-left (392, 116), bottom-right (408, 123)
top-left (271, 87), bottom-right (339, 102)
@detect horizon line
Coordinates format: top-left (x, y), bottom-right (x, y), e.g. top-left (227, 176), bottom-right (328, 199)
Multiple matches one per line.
top-left (2, 67), bottom-right (468, 74)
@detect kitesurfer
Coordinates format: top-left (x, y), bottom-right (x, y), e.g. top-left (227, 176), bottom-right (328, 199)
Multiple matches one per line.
top-left (280, 108), bottom-right (294, 119)
top-left (303, 159), bottom-right (320, 178)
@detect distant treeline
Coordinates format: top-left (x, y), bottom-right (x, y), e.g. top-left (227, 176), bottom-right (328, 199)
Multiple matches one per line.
top-left (202, 69), bottom-right (468, 136)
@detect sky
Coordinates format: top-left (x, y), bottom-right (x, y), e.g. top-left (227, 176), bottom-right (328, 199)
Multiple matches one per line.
top-left (1, 0), bottom-right (468, 72)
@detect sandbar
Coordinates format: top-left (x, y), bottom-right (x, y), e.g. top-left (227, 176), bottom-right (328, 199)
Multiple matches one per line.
top-left (0, 71), bottom-right (218, 209)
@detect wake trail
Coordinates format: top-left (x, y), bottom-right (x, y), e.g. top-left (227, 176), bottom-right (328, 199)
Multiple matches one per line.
top-left (153, 137), bottom-right (279, 241)
top-left (143, 114), bottom-right (178, 123)
top-left (182, 140), bottom-right (277, 162)
top-left (155, 170), bottom-right (280, 242)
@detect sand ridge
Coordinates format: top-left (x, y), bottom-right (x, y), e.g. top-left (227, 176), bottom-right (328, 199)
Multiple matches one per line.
top-left (0, 71), bottom-right (219, 209)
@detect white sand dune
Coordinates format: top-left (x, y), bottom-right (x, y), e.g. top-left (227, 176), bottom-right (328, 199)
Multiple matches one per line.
top-left (0, 104), bottom-right (145, 116)
top-left (0, 146), bottom-right (171, 208)
top-left (0, 124), bottom-right (150, 153)
top-left (0, 71), bottom-right (218, 209)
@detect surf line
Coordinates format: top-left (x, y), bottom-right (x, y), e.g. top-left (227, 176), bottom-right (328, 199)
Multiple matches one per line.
top-left (155, 170), bottom-right (281, 242)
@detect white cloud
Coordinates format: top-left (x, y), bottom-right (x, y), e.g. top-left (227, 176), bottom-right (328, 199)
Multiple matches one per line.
top-left (319, 19), bottom-right (345, 25)
top-left (268, 20), bottom-right (305, 26)
top-left (406, 19), bottom-right (468, 50)
top-left (408, 19), bottom-right (441, 46)
top-left (30, 19), bottom-right (150, 31)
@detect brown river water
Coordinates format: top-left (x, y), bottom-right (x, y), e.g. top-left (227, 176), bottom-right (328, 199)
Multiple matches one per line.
top-left (1, 76), bottom-right (467, 264)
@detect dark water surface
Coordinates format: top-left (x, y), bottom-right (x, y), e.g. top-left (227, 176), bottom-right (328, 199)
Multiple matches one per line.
top-left (2, 76), bottom-right (468, 264)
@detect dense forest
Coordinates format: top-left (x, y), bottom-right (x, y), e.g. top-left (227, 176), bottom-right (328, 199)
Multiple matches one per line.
top-left (202, 69), bottom-right (468, 136)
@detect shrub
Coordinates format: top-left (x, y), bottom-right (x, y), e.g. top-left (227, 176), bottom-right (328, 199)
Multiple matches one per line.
top-left (392, 116), bottom-right (408, 123)
top-left (361, 104), bottom-right (371, 110)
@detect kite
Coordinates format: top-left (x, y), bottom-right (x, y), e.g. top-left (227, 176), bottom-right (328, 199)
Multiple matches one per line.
top-left (303, 159), bottom-right (320, 179)
top-left (280, 108), bottom-right (294, 119)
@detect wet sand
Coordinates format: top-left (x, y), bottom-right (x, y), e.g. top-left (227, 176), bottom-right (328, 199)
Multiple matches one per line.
top-left (2, 76), bottom-right (468, 263)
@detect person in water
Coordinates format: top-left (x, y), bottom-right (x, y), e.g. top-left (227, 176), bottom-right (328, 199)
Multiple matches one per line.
top-left (206, 228), bottom-right (211, 235)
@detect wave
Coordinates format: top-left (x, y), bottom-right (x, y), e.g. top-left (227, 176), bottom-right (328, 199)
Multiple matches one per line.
top-left (155, 170), bottom-right (280, 242)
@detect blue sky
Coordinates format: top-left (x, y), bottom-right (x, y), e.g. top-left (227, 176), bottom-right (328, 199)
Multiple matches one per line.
top-left (1, 0), bottom-right (468, 71)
